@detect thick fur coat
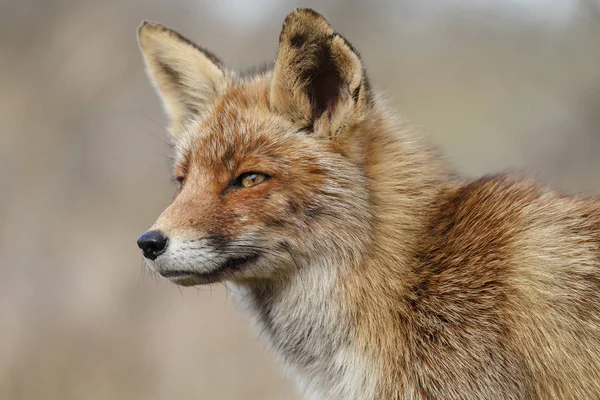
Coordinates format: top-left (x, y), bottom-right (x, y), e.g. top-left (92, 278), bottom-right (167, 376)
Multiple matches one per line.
top-left (137, 9), bottom-right (600, 399)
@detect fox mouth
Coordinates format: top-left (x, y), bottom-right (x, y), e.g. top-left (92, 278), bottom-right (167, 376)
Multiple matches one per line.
top-left (159, 253), bottom-right (261, 285)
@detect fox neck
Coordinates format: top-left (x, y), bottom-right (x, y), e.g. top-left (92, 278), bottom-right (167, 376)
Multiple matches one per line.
top-left (232, 102), bottom-right (450, 399)
top-left (233, 257), bottom-right (372, 399)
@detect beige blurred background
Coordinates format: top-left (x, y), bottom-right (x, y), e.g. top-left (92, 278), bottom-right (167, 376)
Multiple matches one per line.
top-left (1, 1), bottom-right (599, 399)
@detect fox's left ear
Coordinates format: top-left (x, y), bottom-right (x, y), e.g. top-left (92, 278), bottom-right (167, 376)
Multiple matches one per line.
top-left (270, 9), bottom-right (371, 140)
top-left (138, 21), bottom-right (227, 136)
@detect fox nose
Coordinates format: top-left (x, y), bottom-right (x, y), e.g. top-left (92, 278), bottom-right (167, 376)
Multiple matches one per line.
top-left (137, 230), bottom-right (168, 260)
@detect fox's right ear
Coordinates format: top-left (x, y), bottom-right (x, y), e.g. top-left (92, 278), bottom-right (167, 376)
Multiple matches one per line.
top-left (138, 21), bottom-right (227, 136)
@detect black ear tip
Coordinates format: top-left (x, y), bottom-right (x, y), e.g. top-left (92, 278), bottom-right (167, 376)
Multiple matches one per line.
top-left (138, 20), bottom-right (150, 37)
top-left (282, 7), bottom-right (330, 27)
top-left (137, 20), bottom-right (169, 44)
top-left (280, 8), bottom-right (333, 44)
top-left (138, 20), bottom-right (161, 34)
top-left (294, 8), bottom-right (324, 18)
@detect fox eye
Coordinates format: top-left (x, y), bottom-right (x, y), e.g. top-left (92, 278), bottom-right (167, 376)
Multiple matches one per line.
top-left (231, 172), bottom-right (270, 189)
top-left (173, 176), bottom-right (185, 188)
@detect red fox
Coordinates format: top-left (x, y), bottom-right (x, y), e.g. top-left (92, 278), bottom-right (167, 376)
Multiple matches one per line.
top-left (136, 8), bottom-right (600, 399)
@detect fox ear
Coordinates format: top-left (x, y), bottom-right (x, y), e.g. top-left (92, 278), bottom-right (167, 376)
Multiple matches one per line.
top-left (270, 9), bottom-right (371, 139)
top-left (138, 21), bottom-right (227, 136)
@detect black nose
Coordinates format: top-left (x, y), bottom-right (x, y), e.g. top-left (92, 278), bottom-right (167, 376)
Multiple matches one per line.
top-left (137, 230), bottom-right (168, 260)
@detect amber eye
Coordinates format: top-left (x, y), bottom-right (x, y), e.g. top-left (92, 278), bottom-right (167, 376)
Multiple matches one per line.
top-left (241, 172), bottom-right (268, 188)
top-left (232, 172), bottom-right (270, 189)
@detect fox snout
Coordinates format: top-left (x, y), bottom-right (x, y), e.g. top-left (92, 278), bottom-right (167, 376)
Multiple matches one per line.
top-left (136, 217), bottom-right (287, 286)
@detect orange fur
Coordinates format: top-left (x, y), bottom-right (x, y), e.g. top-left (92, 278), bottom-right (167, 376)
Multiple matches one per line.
top-left (137, 9), bottom-right (600, 399)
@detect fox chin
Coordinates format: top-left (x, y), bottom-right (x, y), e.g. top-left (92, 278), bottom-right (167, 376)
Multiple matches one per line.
top-left (136, 8), bottom-right (600, 400)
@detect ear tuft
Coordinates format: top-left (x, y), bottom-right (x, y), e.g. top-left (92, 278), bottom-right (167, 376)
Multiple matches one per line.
top-left (138, 21), bottom-right (227, 136)
top-left (271, 9), bottom-right (371, 139)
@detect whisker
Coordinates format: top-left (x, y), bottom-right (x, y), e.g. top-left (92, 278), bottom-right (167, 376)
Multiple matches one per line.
top-left (139, 111), bottom-right (175, 148)
top-left (214, 246), bottom-right (284, 256)
top-left (140, 128), bottom-right (174, 150)
top-left (222, 282), bottom-right (242, 297)
top-left (140, 258), bottom-right (147, 283)
top-left (147, 153), bottom-right (175, 160)
top-left (181, 242), bottom-right (287, 259)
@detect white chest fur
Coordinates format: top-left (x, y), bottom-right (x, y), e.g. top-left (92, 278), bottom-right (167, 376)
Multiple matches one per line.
top-left (230, 263), bottom-right (378, 400)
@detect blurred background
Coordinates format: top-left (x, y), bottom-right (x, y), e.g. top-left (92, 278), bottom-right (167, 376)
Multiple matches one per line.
top-left (1, 0), bottom-right (599, 399)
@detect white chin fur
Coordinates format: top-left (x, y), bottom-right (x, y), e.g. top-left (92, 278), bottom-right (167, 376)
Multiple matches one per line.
top-left (144, 237), bottom-right (218, 276)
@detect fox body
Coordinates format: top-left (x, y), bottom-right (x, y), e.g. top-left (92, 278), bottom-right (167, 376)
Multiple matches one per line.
top-left (137, 9), bottom-right (600, 399)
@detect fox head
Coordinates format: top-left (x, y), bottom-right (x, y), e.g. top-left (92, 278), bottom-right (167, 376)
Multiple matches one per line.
top-left (137, 9), bottom-right (374, 286)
